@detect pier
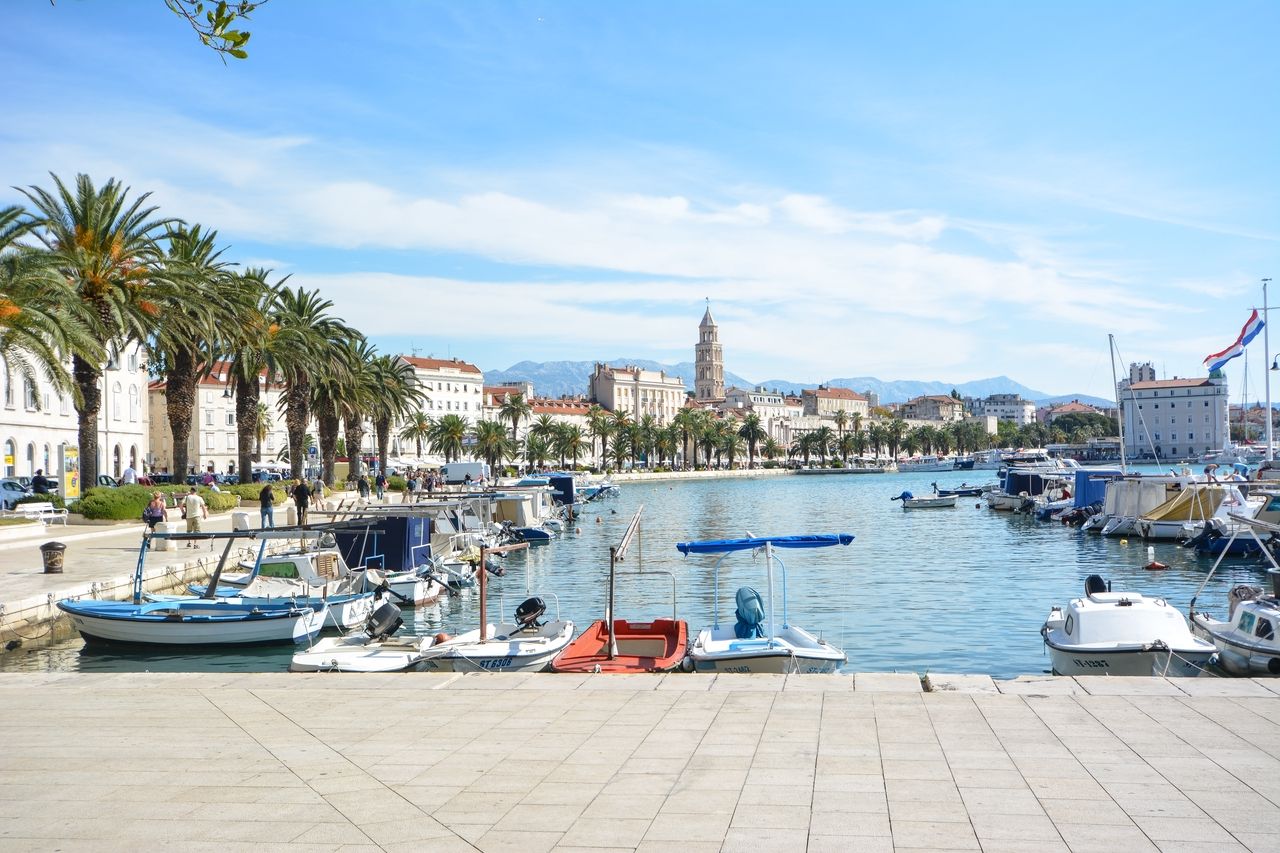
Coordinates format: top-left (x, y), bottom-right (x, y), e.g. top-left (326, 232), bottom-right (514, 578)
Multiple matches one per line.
top-left (2, 671), bottom-right (1278, 852)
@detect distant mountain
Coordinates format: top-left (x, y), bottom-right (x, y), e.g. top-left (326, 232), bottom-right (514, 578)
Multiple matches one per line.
top-left (484, 359), bottom-right (1115, 407)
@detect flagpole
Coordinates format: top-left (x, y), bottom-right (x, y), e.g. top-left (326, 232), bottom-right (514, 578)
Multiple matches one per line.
top-left (1267, 278), bottom-right (1274, 462)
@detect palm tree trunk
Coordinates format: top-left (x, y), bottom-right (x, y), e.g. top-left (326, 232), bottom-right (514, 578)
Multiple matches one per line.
top-left (73, 355), bottom-right (101, 489)
top-left (376, 417), bottom-right (391, 474)
top-left (344, 416), bottom-right (366, 480)
top-left (285, 382), bottom-right (310, 480)
top-left (317, 402), bottom-right (339, 487)
top-left (166, 348), bottom-right (198, 479)
top-left (235, 373), bottom-right (259, 483)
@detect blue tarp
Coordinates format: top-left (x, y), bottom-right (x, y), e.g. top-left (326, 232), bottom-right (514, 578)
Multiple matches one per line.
top-left (676, 534), bottom-right (854, 554)
top-left (1073, 469), bottom-right (1123, 508)
top-left (734, 587), bottom-right (766, 639)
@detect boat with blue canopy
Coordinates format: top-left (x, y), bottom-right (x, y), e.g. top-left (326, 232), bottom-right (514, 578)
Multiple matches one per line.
top-left (676, 534), bottom-right (851, 674)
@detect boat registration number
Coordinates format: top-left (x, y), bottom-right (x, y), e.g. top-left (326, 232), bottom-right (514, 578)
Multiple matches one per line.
top-left (1072, 658), bottom-right (1110, 669)
top-left (477, 657), bottom-right (512, 670)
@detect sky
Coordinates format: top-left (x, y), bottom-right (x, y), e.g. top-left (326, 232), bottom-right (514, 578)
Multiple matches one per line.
top-left (3, 1), bottom-right (1278, 399)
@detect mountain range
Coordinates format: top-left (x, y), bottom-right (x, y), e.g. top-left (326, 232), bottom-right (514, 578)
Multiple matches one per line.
top-left (484, 359), bottom-right (1115, 408)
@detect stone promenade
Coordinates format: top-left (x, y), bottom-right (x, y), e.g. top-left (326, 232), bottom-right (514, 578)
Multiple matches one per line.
top-left (2, 671), bottom-right (1280, 852)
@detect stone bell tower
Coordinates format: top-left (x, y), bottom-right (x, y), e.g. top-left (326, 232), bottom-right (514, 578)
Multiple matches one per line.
top-left (695, 300), bottom-right (725, 401)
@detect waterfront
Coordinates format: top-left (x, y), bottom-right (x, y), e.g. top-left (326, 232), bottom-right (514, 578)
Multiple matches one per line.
top-left (3, 466), bottom-right (1270, 678)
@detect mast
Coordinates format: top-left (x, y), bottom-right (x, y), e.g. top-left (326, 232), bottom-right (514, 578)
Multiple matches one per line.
top-left (1108, 334), bottom-right (1127, 472)
top-left (1266, 278), bottom-right (1274, 462)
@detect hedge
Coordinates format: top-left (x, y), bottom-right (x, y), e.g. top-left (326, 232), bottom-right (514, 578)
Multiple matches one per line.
top-left (76, 485), bottom-right (237, 521)
top-left (15, 493), bottom-right (66, 510)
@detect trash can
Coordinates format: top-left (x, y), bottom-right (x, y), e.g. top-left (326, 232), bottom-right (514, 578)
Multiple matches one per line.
top-left (40, 541), bottom-right (66, 574)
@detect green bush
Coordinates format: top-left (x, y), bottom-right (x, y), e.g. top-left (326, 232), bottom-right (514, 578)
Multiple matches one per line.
top-left (224, 483), bottom-right (287, 504)
top-left (76, 485), bottom-right (237, 520)
top-left (15, 493), bottom-right (66, 509)
top-left (387, 475), bottom-right (407, 491)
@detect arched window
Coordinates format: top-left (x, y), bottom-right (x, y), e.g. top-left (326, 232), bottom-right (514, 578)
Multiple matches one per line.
top-left (25, 443), bottom-right (35, 476)
top-left (112, 382), bottom-right (122, 421)
top-left (3, 439), bottom-right (15, 477)
top-left (43, 443), bottom-right (51, 473)
top-left (129, 445), bottom-right (138, 470)
top-left (128, 385), bottom-right (139, 422)
top-left (112, 444), bottom-right (122, 478)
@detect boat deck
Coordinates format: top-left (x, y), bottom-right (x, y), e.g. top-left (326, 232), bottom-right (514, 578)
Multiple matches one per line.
top-left (3, 671), bottom-right (1279, 852)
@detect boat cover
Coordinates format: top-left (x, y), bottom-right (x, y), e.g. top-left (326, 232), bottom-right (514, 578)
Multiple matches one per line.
top-left (677, 534), bottom-right (854, 554)
top-left (734, 587), bottom-right (766, 639)
top-left (1073, 469), bottom-right (1123, 509)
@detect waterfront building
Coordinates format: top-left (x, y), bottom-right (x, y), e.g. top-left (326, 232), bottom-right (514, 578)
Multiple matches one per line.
top-left (695, 303), bottom-right (725, 401)
top-left (801, 386), bottom-right (870, 419)
top-left (1043, 400), bottom-right (1101, 425)
top-left (399, 356), bottom-right (484, 424)
top-left (783, 395), bottom-right (805, 419)
top-left (899, 394), bottom-right (965, 422)
top-left (147, 361), bottom-right (290, 476)
top-left (588, 363), bottom-right (686, 425)
top-left (1116, 363), bottom-right (1229, 460)
top-left (970, 393), bottom-right (1036, 425)
top-left (0, 343), bottom-right (149, 483)
top-left (722, 386), bottom-right (790, 444)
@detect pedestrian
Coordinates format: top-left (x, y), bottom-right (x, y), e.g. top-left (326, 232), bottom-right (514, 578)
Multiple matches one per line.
top-left (30, 469), bottom-right (50, 495)
top-left (143, 491), bottom-right (168, 531)
top-left (375, 471), bottom-right (387, 501)
top-left (182, 486), bottom-right (207, 547)
top-left (258, 482), bottom-right (275, 529)
top-left (121, 463), bottom-right (138, 485)
top-left (357, 475), bottom-right (370, 501)
top-left (405, 472), bottom-right (417, 504)
top-left (202, 467), bottom-right (215, 487)
top-left (292, 478), bottom-right (312, 527)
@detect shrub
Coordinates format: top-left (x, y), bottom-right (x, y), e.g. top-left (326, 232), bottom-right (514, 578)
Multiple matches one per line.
top-left (225, 483), bottom-right (287, 504)
top-left (76, 485), bottom-right (238, 520)
top-left (15, 493), bottom-right (66, 509)
top-left (387, 475), bottom-right (407, 491)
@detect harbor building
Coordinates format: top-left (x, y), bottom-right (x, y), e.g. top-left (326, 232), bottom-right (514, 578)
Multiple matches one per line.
top-left (1044, 400), bottom-right (1101, 425)
top-left (146, 361), bottom-right (291, 476)
top-left (899, 394), bottom-right (966, 422)
top-left (399, 356), bottom-right (484, 424)
top-left (588, 364), bottom-right (686, 425)
top-left (1116, 363), bottom-right (1229, 460)
top-left (801, 386), bottom-right (870, 419)
top-left (0, 343), bottom-right (150, 484)
top-left (695, 303), bottom-right (725, 401)
top-left (969, 393), bottom-right (1036, 425)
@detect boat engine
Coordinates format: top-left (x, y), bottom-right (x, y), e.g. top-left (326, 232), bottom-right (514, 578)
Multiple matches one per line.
top-left (1084, 575), bottom-right (1109, 597)
top-left (364, 600), bottom-right (403, 640)
top-left (514, 597), bottom-right (546, 630)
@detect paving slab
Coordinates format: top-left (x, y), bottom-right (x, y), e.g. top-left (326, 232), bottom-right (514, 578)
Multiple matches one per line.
top-left (996, 675), bottom-right (1083, 695)
top-left (1075, 676), bottom-right (1188, 696)
top-left (1172, 677), bottom-right (1277, 697)
top-left (854, 672), bottom-right (923, 692)
top-left (924, 672), bottom-right (999, 693)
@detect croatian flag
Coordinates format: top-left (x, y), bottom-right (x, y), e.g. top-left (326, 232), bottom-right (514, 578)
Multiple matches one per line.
top-left (1203, 309), bottom-right (1265, 371)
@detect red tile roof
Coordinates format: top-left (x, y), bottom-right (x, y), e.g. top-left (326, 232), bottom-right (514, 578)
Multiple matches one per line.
top-left (1128, 378), bottom-right (1212, 390)
top-left (803, 387), bottom-right (867, 401)
top-left (400, 356), bottom-right (482, 375)
top-left (1049, 401), bottom-right (1099, 414)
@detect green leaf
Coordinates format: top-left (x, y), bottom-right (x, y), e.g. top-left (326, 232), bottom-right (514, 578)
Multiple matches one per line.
top-left (228, 48), bottom-right (248, 59)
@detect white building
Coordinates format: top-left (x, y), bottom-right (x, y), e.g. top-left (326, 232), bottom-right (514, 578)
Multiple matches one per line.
top-left (1117, 363), bottom-right (1229, 460)
top-left (0, 342), bottom-right (150, 484)
top-left (801, 386), bottom-right (870, 419)
top-left (400, 356), bottom-right (484, 424)
top-left (971, 393), bottom-right (1036, 425)
top-left (588, 363), bottom-right (687, 425)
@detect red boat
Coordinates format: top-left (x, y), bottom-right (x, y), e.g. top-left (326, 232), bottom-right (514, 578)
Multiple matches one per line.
top-left (550, 505), bottom-right (689, 673)
top-left (551, 618), bottom-right (688, 673)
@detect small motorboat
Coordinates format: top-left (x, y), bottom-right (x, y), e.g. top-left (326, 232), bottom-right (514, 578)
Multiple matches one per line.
top-left (892, 491), bottom-right (957, 509)
top-left (290, 600), bottom-right (423, 672)
top-left (552, 506), bottom-right (690, 673)
top-left (1041, 574), bottom-right (1215, 677)
top-left (1189, 514), bottom-right (1280, 675)
top-left (418, 597), bottom-right (575, 672)
top-left (677, 534), bottom-right (851, 674)
top-left (932, 482), bottom-right (985, 498)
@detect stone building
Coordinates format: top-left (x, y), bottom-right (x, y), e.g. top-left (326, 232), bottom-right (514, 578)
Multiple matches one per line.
top-left (399, 356), bottom-right (485, 424)
top-left (588, 364), bottom-right (686, 425)
top-left (1116, 363), bottom-right (1228, 460)
top-left (801, 386), bottom-right (870, 419)
top-left (695, 303), bottom-right (725, 401)
top-left (899, 394), bottom-right (965, 422)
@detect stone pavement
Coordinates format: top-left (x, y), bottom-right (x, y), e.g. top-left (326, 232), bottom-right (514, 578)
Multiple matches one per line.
top-left (3, 671), bottom-right (1280, 852)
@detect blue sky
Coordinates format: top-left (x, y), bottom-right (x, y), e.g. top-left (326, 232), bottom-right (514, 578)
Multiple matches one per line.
top-left (3, 1), bottom-right (1277, 398)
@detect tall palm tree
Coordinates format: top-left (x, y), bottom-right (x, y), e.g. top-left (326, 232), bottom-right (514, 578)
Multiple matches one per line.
top-left (429, 413), bottom-right (468, 463)
top-left (833, 409), bottom-right (849, 443)
top-left (398, 411), bottom-right (433, 458)
top-left (528, 413), bottom-right (558, 445)
top-left (636, 414), bottom-right (658, 468)
top-left (555, 424), bottom-right (588, 469)
top-left (697, 412), bottom-right (718, 468)
top-left (812, 425), bottom-right (835, 462)
top-left (762, 437), bottom-right (783, 461)
top-left (471, 419), bottom-right (510, 472)
top-left (227, 270), bottom-right (291, 484)
top-left (150, 223), bottom-right (246, 480)
top-left (738, 413), bottom-right (765, 468)
top-left (337, 337), bottom-right (380, 481)
top-left (720, 427), bottom-right (744, 469)
top-left (498, 392), bottom-right (533, 443)
top-left (19, 173), bottom-right (174, 487)
top-left (886, 419), bottom-right (908, 460)
top-left (654, 425), bottom-right (677, 467)
top-left (837, 432), bottom-right (856, 463)
top-left (796, 432), bottom-right (815, 466)
top-left (610, 426), bottom-right (632, 470)
top-left (586, 405), bottom-right (611, 467)
top-left (368, 354), bottom-right (422, 473)
top-left (254, 400), bottom-right (271, 461)
top-left (524, 434), bottom-right (551, 470)
top-left (867, 423), bottom-right (885, 460)
top-left (672, 408), bottom-right (697, 469)
top-left (270, 286), bottom-right (358, 480)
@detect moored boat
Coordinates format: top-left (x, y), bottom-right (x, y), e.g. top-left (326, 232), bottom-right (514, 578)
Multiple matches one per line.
top-left (1189, 515), bottom-right (1280, 675)
top-left (892, 491), bottom-right (957, 509)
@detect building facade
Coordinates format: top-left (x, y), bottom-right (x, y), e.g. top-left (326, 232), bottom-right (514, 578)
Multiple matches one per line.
top-left (1116, 363), bottom-right (1229, 460)
top-left (400, 356), bottom-right (484, 424)
top-left (694, 304), bottom-right (725, 401)
top-left (970, 393), bottom-right (1036, 425)
top-left (0, 342), bottom-right (150, 484)
top-left (900, 394), bottom-right (965, 422)
top-left (589, 364), bottom-right (686, 425)
top-left (1044, 400), bottom-right (1101, 425)
top-left (801, 386), bottom-right (870, 419)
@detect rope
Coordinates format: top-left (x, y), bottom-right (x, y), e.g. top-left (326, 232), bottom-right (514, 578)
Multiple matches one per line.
top-left (1, 615), bottom-right (53, 641)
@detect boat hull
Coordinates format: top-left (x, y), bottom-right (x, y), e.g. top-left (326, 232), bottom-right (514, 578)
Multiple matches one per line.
top-left (418, 621), bottom-right (575, 673)
top-left (688, 626), bottom-right (846, 674)
top-left (1192, 615), bottom-right (1280, 676)
top-left (551, 619), bottom-right (689, 673)
top-left (902, 496), bottom-right (957, 509)
top-left (58, 600), bottom-right (328, 647)
top-left (1045, 643), bottom-right (1213, 677)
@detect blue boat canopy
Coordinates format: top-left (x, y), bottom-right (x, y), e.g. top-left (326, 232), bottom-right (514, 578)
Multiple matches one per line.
top-left (676, 534), bottom-right (854, 554)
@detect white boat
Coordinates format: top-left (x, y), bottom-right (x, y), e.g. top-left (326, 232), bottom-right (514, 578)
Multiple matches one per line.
top-left (891, 491), bottom-right (957, 509)
top-left (1041, 575), bottom-right (1215, 677)
top-left (291, 600), bottom-right (423, 672)
top-left (418, 602), bottom-right (575, 672)
top-left (969, 449), bottom-right (1006, 470)
top-left (677, 534), bottom-right (851, 674)
top-left (897, 455), bottom-right (956, 473)
top-left (1138, 484), bottom-right (1250, 540)
top-left (1189, 514), bottom-right (1280, 675)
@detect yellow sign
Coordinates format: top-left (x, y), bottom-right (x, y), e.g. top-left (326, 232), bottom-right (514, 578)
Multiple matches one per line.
top-left (62, 446), bottom-right (80, 501)
top-left (2, 455), bottom-right (11, 466)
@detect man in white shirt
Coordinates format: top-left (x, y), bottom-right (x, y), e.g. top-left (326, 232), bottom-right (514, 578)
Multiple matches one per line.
top-left (121, 464), bottom-right (138, 485)
top-left (182, 487), bottom-right (208, 547)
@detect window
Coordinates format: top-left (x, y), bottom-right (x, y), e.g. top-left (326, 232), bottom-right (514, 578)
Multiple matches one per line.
top-left (1171, 433), bottom-right (1177, 441)
top-left (24, 379), bottom-right (37, 410)
top-left (128, 351), bottom-right (138, 372)
top-left (205, 432), bottom-right (215, 451)
top-left (1189, 432), bottom-right (1194, 440)
top-left (2, 439), bottom-right (12, 477)
top-left (204, 410), bottom-right (214, 426)
top-left (1240, 612), bottom-right (1256, 633)
top-left (128, 386), bottom-right (139, 422)
top-left (1204, 401), bottom-right (1209, 406)
top-left (226, 432), bottom-right (235, 450)
top-left (205, 391), bottom-right (213, 404)
top-left (1154, 432), bottom-right (1161, 441)
top-left (1257, 618), bottom-right (1275, 641)
top-left (111, 381), bottom-right (121, 420)
top-left (226, 412), bottom-right (235, 426)
top-left (266, 434), bottom-right (275, 451)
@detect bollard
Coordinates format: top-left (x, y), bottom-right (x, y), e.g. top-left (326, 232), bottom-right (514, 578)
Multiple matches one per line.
top-left (153, 521), bottom-right (177, 552)
top-left (39, 541), bottom-right (66, 574)
top-left (285, 506), bottom-right (298, 526)
top-left (231, 511), bottom-right (251, 531)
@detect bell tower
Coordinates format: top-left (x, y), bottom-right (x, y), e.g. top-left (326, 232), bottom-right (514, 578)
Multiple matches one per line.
top-left (695, 300), bottom-right (725, 400)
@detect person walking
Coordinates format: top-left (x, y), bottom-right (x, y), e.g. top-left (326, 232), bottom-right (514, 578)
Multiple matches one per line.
top-left (375, 471), bottom-right (387, 501)
top-left (182, 486), bottom-right (207, 548)
top-left (121, 463), bottom-right (138, 485)
top-left (258, 482), bottom-right (276, 529)
top-left (292, 478), bottom-right (312, 527)
top-left (143, 491), bottom-right (168, 532)
top-left (404, 472), bottom-right (417, 504)
top-left (30, 469), bottom-right (50, 495)
top-left (357, 475), bottom-right (370, 501)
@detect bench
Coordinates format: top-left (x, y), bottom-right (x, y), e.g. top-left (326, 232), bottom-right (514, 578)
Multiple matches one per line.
top-left (4, 502), bottom-right (69, 525)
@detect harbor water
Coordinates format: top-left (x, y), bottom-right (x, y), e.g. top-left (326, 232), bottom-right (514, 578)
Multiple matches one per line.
top-left (2, 466), bottom-right (1268, 677)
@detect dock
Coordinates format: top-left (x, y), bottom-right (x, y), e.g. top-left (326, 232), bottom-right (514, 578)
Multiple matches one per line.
top-left (2, 671), bottom-right (1278, 852)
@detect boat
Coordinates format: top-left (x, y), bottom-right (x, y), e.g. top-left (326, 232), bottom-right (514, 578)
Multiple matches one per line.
top-left (551, 506), bottom-right (689, 673)
top-left (290, 600), bottom-right (424, 672)
top-left (969, 449), bottom-right (1006, 470)
top-left (1137, 484), bottom-right (1243, 540)
top-left (985, 469), bottom-right (1073, 512)
top-left (677, 534), bottom-right (851, 674)
top-left (897, 455), bottom-right (956, 473)
top-left (57, 529), bottom-right (330, 647)
top-left (1041, 574), bottom-right (1216, 677)
top-left (1183, 490), bottom-right (1280, 557)
top-left (1190, 515), bottom-right (1280, 674)
top-left (892, 491), bottom-right (957, 509)
top-left (932, 482), bottom-right (986, 498)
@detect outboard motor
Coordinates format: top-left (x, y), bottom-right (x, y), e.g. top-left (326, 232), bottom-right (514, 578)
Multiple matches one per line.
top-left (514, 597), bottom-right (546, 631)
top-left (364, 600), bottom-right (403, 640)
top-left (734, 586), bottom-right (767, 639)
top-left (1084, 574), bottom-right (1108, 597)
top-left (892, 491), bottom-right (913, 502)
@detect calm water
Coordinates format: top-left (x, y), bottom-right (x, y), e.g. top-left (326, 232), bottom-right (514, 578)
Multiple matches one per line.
top-left (4, 467), bottom-right (1271, 677)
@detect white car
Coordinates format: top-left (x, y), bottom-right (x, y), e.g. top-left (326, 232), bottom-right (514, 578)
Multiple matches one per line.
top-left (0, 479), bottom-right (33, 510)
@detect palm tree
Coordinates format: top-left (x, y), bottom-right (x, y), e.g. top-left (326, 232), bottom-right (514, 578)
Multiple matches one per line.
top-left (672, 408), bottom-right (698, 469)
top-left (398, 411), bottom-right (433, 458)
top-left (720, 426), bottom-right (744, 469)
top-left (498, 392), bottom-right (533, 444)
top-left (529, 413), bottom-right (558, 445)
top-left (812, 426), bottom-right (835, 462)
top-left (586, 405), bottom-right (611, 468)
top-left (269, 286), bottom-right (357, 479)
top-left (610, 426), bottom-right (632, 470)
top-left (837, 432), bottom-right (856, 463)
top-left (19, 173), bottom-right (174, 487)
top-left (833, 409), bottom-right (849, 443)
top-left (429, 413), bottom-right (468, 463)
top-left (254, 400), bottom-right (271, 461)
top-left (902, 430), bottom-right (921, 458)
top-left (337, 337), bottom-right (379, 481)
top-left (654, 425), bottom-right (677, 467)
top-left (867, 423), bottom-right (885, 461)
top-left (555, 424), bottom-right (588, 469)
top-left (796, 432), bottom-right (815, 466)
top-left (524, 434), bottom-right (551, 470)
top-left (738, 413), bottom-right (765, 468)
top-left (851, 428), bottom-right (867, 460)
top-left (762, 437), bottom-right (783, 462)
top-left (471, 419), bottom-right (510, 472)
top-left (636, 414), bottom-right (658, 468)
top-left (886, 419), bottom-right (907, 460)
top-left (369, 354), bottom-right (422, 473)
top-left (697, 414), bottom-right (718, 468)
top-left (227, 270), bottom-right (291, 483)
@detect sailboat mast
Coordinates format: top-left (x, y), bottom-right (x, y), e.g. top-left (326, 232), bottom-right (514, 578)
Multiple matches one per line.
top-left (1266, 278), bottom-right (1274, 462)
top-left (1109, 334), bottom-right (1127, 472)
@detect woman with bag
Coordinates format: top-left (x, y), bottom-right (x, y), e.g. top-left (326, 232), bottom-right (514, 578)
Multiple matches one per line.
top-left (142, 492), bottom-right (168, 531)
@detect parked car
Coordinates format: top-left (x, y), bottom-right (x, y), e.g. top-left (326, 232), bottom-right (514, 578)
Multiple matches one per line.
top-left (97, 475), bottom-right (119, 488)
top-left (16, 475), bottom-right (61, 494)
top-left (0, 478), bottom-right (33, 510)
top-left (149, 473), bottom-right (175, 485)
